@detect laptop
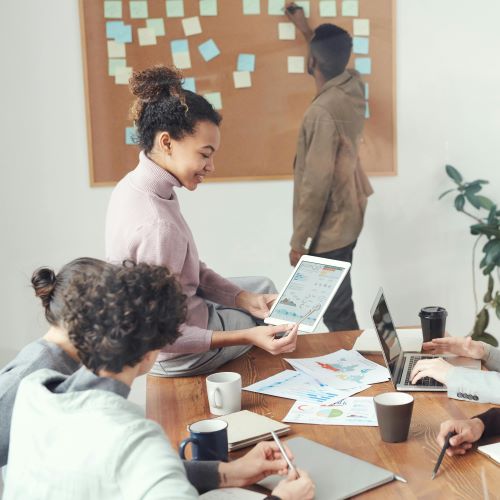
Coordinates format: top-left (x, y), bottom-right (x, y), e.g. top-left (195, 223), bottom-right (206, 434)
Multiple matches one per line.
top-left (370, 288), bottom-right (479, 392)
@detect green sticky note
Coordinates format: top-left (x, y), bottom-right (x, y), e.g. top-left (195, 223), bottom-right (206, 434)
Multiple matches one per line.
top-left (130, 1), bottom-right (148, 18)
top-left (268, 0), bottom-right (284, 15)
top-left (319, 0), bottom-right (336, 17)
top-left (125, 127), bottom-right (137, 145)
top-left (146, 18), bottom-right (165, 36)
top-left (104, 1), bottom-right (122, 18)
top-left (243, 0), bottom-right (260, 15)
top-left (166, 0), bottom-right (184, 17)
top-left (108, 58), bottom-right (127, 76)
top-left (200, 0), bottom-right (217, 16)
top-left (295, 0), bottom-right (310, 17)
top-left (342, 0), bottom-right (358, 17)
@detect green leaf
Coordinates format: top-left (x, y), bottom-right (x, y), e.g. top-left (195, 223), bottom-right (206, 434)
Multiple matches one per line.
top-left (473, 308), bottom-right (489, 336)
top-left (483, 239), bottom-right (500, 266)
top-left (464, 184), bottom-right (482, 195)
top-left (446, 164), bottom-right (463, 184)
top-left (484, 275), bottom-right (494, 302)
top-left (475, 195), bottom-right (495, 210)
top-left (483, 263), bottom-right (495, 275)
top-left (454, 194), bottom-right (465, 211)
top-left (487, 205), bottom-right (498, 225)
top-left (465, 192), bottom-right (481, 209)
top-left (470, 224), bottom-right (500, 238)
top-left (471, 332), bottom-right (498, 347)
top-left (438, 188), bottom-right (456, 200)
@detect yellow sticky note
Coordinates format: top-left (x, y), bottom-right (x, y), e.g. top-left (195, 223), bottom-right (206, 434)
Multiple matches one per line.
top-left (138, 27), bottom-right (157, 46)
top-left (182, 16), bottom-right (202, 37)
top-left (233, 71), bottom-right (252, 89)
top-left (353, 18), bottom-right (370, 36)
top-left (278, 22), bottom-right (295, 40)
top-left (204, 92), bottom-right (222, 110)
top-left (288, 56), bottom-right (304, 73)
top-left (115, 66), bottom-right (132, 84)
top-left (107, 40), bottom-right (126, 58)
top-left (104, 1), bottom-right (122, 18)
top-left (172, 51), bottom-right (191, 69)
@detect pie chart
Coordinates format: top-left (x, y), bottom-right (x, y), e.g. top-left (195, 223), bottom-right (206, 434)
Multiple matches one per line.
top-left (317, 408), bottom-right (343, 418)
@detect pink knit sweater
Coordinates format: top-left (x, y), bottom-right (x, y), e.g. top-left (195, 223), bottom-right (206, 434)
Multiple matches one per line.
top-left (105, 152), bottom-right (242, 360)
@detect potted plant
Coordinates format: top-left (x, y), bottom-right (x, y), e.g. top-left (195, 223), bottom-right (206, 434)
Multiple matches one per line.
top-left (440, 165), bottom-right (499, 346)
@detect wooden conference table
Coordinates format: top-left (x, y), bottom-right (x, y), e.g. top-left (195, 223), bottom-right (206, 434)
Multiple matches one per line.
top-left (146, 331), bottom-right (499, 499)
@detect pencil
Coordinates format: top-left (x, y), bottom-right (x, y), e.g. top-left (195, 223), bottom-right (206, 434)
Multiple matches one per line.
top-left (270, 431), bottom-right (299, 477)
top-left (431, 431), bottom-right (455, 479)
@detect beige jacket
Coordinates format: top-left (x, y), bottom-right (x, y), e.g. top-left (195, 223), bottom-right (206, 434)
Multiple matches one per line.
top-left (291, 70), bottom-right (373, 254)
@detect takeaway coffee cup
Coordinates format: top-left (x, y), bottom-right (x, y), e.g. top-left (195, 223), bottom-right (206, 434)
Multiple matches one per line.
top-left (206, 372), bottom-right (242, 416)
top-left (179, 419), bottom-right (228, 462)
top-left (374, 392), bottom-right (414, 443)
top-left (419, 306), bottom-right (447, 342)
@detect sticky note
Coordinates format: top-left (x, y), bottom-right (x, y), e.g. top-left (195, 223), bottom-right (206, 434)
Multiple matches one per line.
top-left (233, 71), bottom-right (252, 89)
top-left (268, 0), bottom-right (284, 15)
top-left (288, 56), bottom-right (304, 73)
top-left (355, 57), bottom-right (371, 74)
top-left (198, 39), bottom-right (220, 61)
top-left (166, 0), bottom-right (184, 17)
top-left (353, 18), bottom-right (370, 36)
top-left (108, 58), bottom-right (127, 76)
top-left (125, 127), bottom-right (137, 145)
top-left (353, 36), bottom-right (369, 54)
top-left (146, 18), bottom-right (165, 37)
top-left (173, 52), bottom-right (191, 69)
top-left (278, 22), bottom-right (295, 40)
top-left (237, 53), bottom-right (255, 72)
top-left (182, 17), bottom-right (202, 37)
top-left (115, 66), bottom-right (133, 84)
top-left (107, 40), bottom-right (126, 58)
top-left (295, 1), bottom-right (310, 17)
top-left (204, 92), bottom-right (222, 110)
top-left (364, 82), bottom-right (369, 99)
top-left (138, 27), bottom-right (157, 46)
top-left (129, 1), bottom-right (148, 18)
top-left (104, 1), bottom-right (122, 18)
top-left (200, 0), bottom-right (217, 16)
top-left (171, 39), bottom-right (189, 53)
top-left (365, 101), bottom-right (370, 118)
top-left (106, 21), bottom-right (124, 39)
top-left (342, 0), bottom-right (358, 17)
top-left (243, 0), bottom-right (260, 14)
top-left (319, 0), bottom-right (336, 17)
top-left (182, 77), bottom-right (197, 92)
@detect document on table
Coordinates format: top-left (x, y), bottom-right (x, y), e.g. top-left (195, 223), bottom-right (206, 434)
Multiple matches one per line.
top-left (283, 397), bottom-right (378, 426)
top-left (285, 349), bottom-right (390, 390)
top-left (243, 369), bottom-right (368, 404)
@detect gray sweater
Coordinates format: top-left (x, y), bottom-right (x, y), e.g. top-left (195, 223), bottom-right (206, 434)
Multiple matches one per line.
top-left (0, 339), bottom-right (79, 466)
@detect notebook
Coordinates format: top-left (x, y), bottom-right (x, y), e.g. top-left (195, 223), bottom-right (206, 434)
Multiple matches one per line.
top-left (214, 410), bottom-right (290, 451)
top-left (259, 437), bottom-right (396, 500)
top-left (478, 442), bottom-right (500, 465)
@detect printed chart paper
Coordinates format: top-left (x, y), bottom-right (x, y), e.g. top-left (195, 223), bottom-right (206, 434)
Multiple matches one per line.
top-left (243, 370), bottom-right (367, 404)
top-left (285, 349), bottom-right (389, 390)
top-left (283, 397), bottom-right (378, 426)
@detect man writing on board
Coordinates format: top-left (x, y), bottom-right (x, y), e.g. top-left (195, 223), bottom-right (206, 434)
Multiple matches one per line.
top-left (285, 3), bottom-right (373, 332)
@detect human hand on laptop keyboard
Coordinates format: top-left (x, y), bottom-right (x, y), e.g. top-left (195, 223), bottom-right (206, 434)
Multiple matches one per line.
top-left (410, 358), bottom-right (453, 385)
top-left (422, 336), bottom-right (486, 360)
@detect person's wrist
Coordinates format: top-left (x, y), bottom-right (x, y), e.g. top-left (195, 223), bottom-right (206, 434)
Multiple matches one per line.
top-left (471, 417), bottom-right (485, 440)
top-left (218, 461), bottom-right (243, 488)
top-left (235, 290), bottom-right (248, 309)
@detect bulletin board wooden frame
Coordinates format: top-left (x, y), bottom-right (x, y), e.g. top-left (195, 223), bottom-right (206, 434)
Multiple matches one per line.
top-left (80, 0), bottom-right (397, 186)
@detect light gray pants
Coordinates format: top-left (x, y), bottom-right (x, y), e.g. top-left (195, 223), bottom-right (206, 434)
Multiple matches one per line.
top-left (150, 276), bottom-right (277, 377)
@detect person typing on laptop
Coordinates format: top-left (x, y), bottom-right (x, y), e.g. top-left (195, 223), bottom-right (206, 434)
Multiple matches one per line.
top-left (410, 336), bottom-right (500, 404)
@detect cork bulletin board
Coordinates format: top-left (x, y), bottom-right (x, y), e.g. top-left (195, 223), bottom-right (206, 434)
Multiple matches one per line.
top-left (80, 0), bottom-right (396, 185)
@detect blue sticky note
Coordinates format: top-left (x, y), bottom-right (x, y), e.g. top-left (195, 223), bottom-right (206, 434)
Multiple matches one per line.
top-left (198, 39), bottom-right (220, 61)
top-left (353, 37), bottom-right (369, 55)
top-left (125, 127), bottom-right (137, 145)
top-left (171, 39), bottom-right (189, 53)
top-left (182, 77), bottom-right (196, 92)
top-left (365, 101), bottom-right (370, 119)
top-left (237, 54), bottom-right (255, 72)
top-left (117, 24), bottom-right (132, 43)
top-left (106, 21), bottom-right (124, 39)
top-left (355, 57), bottom-right (371, 74)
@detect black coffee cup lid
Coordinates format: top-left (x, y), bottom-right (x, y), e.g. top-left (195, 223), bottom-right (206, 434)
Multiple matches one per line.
top-left (419, 306), bottom-right (447, 318)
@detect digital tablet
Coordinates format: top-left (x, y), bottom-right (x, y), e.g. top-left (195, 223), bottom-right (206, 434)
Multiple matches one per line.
top-left (264, 256), bottom-right (351, 333)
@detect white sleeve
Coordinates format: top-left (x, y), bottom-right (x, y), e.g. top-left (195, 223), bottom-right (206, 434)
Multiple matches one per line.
top-left (447, 366), bottom-right (500, 405)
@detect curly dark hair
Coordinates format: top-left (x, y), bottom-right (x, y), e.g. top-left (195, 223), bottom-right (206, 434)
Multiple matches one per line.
top-left (129, 65), bottom-right (222, 152)
top-left (63, 263), bottom-right (186, 374)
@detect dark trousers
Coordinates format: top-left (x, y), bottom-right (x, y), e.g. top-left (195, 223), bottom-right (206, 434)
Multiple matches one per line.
top-left (313, 240), bottom-right (359, 332)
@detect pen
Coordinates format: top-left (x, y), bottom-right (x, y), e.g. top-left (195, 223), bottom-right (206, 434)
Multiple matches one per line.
top-left (274, 304), bottom-right (320, 339)
top-left (270, 431), bottom-right (299, 477)
top-left (431, 431), bottom-right (455, 479)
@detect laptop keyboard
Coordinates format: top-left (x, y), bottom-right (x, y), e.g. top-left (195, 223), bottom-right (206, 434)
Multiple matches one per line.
top-left (404, 356), bottom-right (444, 387)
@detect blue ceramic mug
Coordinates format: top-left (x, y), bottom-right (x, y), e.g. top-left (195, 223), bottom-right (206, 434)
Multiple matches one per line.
top-left (179, 419), bottom-right (228, 461)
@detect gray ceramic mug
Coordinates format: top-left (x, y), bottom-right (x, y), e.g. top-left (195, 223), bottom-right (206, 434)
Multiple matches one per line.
top-left (374, 392), bottom-right (414, 443)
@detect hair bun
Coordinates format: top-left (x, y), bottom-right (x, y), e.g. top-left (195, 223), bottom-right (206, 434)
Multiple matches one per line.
top-left (32, 267), bottom-right (57, 309)
top-left (130, 65), bottom-right (183, 102)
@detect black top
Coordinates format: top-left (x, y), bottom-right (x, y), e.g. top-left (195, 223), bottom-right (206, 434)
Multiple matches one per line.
top-left (475, 408), bottom-right (500, 439)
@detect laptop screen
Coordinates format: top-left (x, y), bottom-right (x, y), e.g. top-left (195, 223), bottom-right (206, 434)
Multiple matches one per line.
top-left (371, 289), bottom-right (402, 376)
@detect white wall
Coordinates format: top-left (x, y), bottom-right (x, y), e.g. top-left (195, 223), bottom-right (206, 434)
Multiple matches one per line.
top-left (1, 0), bottom-right (500, 368)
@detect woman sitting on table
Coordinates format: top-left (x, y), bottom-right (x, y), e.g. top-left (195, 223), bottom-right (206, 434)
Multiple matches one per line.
top-left (4, 262), bottom-right (313, 500)
top-left (105, 65), bottom-right (298, 378)
top-left (410, 336), bottom-right (500, 404)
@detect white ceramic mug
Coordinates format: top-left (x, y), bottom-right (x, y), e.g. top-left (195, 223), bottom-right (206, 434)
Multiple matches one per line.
top-left (206, 372), bottom-right (242, 416)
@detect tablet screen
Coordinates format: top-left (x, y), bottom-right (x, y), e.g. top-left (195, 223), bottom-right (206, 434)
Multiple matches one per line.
top-left (270, 261), bottom-right (346, 327)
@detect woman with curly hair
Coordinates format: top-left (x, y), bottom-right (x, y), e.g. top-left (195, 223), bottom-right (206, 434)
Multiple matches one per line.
top-left (105, 65), bottom-right (298, 377)
top-left (4, 263), bottom-right (313, 500)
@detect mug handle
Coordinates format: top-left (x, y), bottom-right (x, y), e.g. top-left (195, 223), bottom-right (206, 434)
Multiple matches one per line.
top-left (179, 437), bottom-right (198, 459)
top-left (209, 388), bottom-right (223, 409)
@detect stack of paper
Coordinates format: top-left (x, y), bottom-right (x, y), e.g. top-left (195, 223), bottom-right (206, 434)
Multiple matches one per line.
top-left (478, 443), bottom-right (500, 465)
top-left (215, 410), bottom-right (290, 451)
